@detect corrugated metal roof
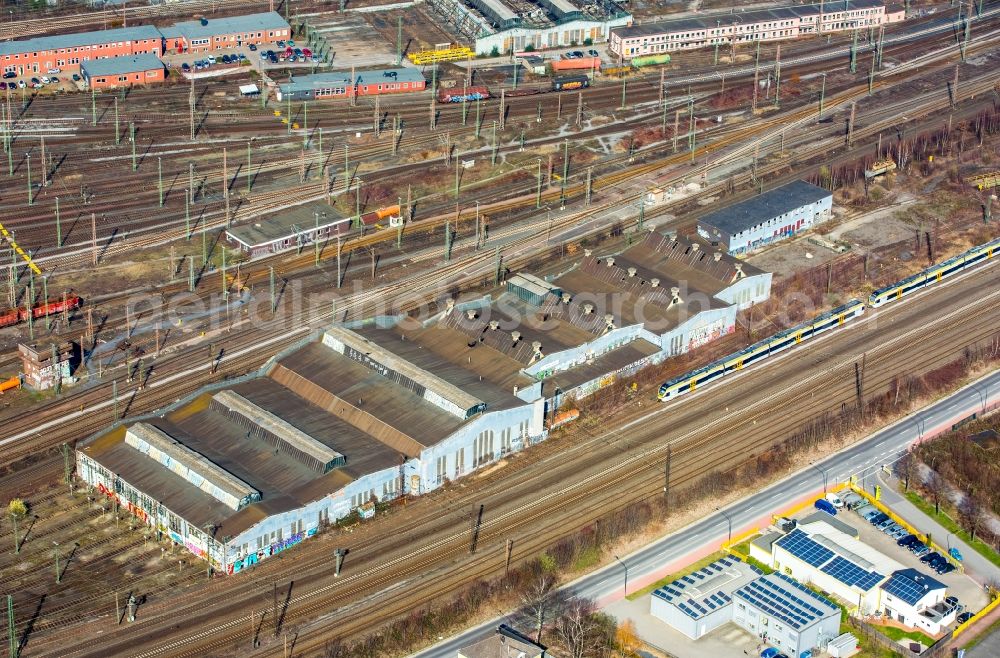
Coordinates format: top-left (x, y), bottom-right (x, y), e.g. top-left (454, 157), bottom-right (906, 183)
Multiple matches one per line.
top-left (126, 422), bottom-right (259, 511)
top-left (697, 180), bottom-right (831, 237)
top-left (80, 54), bottom-right (164, 78)
top-left (169, 11), bottom-right (289, 40)
top-left (0, 25), bottom-right (162, 56)
top-left (280, 67), bottom-right (424, 94)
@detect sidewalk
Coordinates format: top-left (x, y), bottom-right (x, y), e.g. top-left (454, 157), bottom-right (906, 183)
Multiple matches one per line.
top-left (876, 473), bottom-right (1000, 585)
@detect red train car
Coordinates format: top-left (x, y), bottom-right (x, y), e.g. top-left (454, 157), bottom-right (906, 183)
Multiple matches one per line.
top-left (0, 296), bottom-right (82, 329)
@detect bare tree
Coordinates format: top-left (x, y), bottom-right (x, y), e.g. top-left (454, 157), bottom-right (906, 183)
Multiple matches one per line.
top-left (924, 469), bottom-right (946, 516)
top-left (958, 493), bottom-right (986, 542)
top-left (518, 572), bottom-right (561, 644)
top-left (894, 450), bottom-right (916, 491)
top-left (553, 597), bottom-right (614, 658)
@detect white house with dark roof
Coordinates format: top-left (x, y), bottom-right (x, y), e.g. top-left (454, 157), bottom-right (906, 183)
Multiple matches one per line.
top-left (880, 569), bottom-right (955, 635)
top-left (696, 180), bottom-right (833, 255)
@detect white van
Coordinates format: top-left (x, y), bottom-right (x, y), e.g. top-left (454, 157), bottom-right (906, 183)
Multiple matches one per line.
top-left (825, 492), bottom-right (845, 508)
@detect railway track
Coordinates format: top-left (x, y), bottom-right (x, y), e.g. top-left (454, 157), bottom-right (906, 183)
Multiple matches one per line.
top-left (25, 261), bottom-right (999, 658)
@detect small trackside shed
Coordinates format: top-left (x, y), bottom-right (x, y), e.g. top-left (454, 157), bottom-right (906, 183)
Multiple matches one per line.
top-left (696, 180), bottom-right (833, 255)
top-left (81, 54), bottom-right (166, 90)
top-left (226, 202), bottom-right (351, 258)
top-left (276, 68), bottom-right (426, 102)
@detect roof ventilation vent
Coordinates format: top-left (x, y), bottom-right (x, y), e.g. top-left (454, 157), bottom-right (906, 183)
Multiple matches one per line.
top-left (606, 257), bottom-right (615, 267)
top-left (668, 286), bottom-right (683, 309)
top-left (465, 309), bottom-right (478, 320)
top-left (561, 293), bottom-right (572, 304)
top-left (200, 17), bottom-right (208, 25)
top-left (488, 320), bottom-right (500, 331)
top-left (584, 248), bottom-right (593, 257)
top-left (714, 252), bottom-right (723, 262)
top-left (691, 243), bottom-right (700, 252)
top-left (528, 341), bottom-right (544, 365)
top-left (445, 298), bottom-right (455, 313)
top-left (602, 313), bottom-right (616, 334)
top-left (511, 331), bottom-right (521, 345)
top-left (582, 302), bottom-right (595, 315)
top-left (650, 278), bottom-right (660, 288)
top-left (627, 267), bottom-right (637, 278)
top-left (733, 263), bottom-right (746, 280)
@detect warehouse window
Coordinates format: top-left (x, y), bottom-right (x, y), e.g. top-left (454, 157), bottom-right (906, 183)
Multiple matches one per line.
top-left (454, 447), bottom-right (466, 476)
top-left (435, 455), bottom-right (447, 484)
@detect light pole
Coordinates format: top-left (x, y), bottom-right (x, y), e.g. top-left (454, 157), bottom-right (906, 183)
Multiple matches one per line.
top-left (810, 462), bottom-right (829, 493)
top-left (53, 541), bottom-right (61, 583)
top-left (716, 507), bottom-right (732, 545)
top-left (613, 554), bottom-right (629, 596)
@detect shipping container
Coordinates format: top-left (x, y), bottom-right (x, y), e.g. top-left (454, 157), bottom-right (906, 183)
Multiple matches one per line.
top-left (631, 53), bottom-right (671, 68)
top-left (551, 75), bottom-right (590, 92)
top-left (551, 56), bottom-right (601, 72)
top-left (437, 86), bottom-right (490, 103)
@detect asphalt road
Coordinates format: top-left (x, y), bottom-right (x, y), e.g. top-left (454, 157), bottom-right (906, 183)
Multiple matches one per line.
top-left (413, 368), bottom-right (1000, 657)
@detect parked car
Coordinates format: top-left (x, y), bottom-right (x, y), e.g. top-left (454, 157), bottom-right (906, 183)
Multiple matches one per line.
top-left (2, 71), bottom-right (14, 79)
top-left (46, 67), bottom-right (60, 74)
top-left (856, 504), bottom-right (877, 519)
top-left (276, 40), bottom-right (285, 48)
top-left (825, 492), bottom-right (845, 509)
top-left (181, 62), bottom-right (191, 72)
top-left (72, 73), bottom-right (81, 81)
top-left (287, 39), bottom-right (296, 47)
top-left (775, 517), bottom-right (796, 533)
top-left (221, 55), bottom-right (231, 64)
top-left (17, 80), bottom-right (26, 88)
top-left (911, 545), bottom-right (931, 557)
top-left (311, 56), bottom-right (319, 63)
top-left (881, 522), bottom-right (901, 534)
top-left (877, 518), bottom-right (896, 532)
top-left (302, 47), bottom-right (312, 57)
top-left (888, 526), bottom-right (909, 539)
top-left (957, 612), bottom-right (973, 624)
top-left (869, 512), bottom-right (889, 526)
top-left (588, 49), bottom-right (599, 57)
top-left (207, 55), bottom-right (217, 64)
top-left (935, 562), bottom-right (956, 575)
top-left (30, 76), bottom-right (40, 84)
top-left (841, 492), bottom-right (864, 509)
top-left (920, 552), bottom-right (941, 564)
top-left (49, 76), bottom-right (59, 83)
top-left (945, 596), bottom-right (959, 607)
top-left (237, 53), bottom-right (247, 61)
top-left (897, 534), bottom-right (918, 547)
top-left (814, 498), bottom-right (837, 515)
top-left (269, 55), bottom-right (278, 64)
top-left (249, 43), bottom-right (257, 51)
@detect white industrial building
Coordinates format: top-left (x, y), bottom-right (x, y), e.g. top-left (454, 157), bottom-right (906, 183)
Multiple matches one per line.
top-left (696, 180), bottom-right (834, 255)
top-left (609, 0), bottom-right (905, 59)
top-left (75, 230), bottom-right (774, 574)
top-left (651, 556), bottom-right (841, 657)
top-left (424, 0), bottom-right (631, 56)
top-left (771, 523), bottom-right (901, 614)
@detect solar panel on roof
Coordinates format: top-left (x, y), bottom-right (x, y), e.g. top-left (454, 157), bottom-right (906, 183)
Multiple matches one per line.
top-left (694, 572), bottom-right (705, 580)
top-left (820, 556), bottom-right (884, 591)
top-left (882, 573), bottom-right (932, 606)
top-left (682, 576), bottom-right (695, 584)
top-left (775, 529), bottom-right (835, 567)
top-left (704, 599), bottom-right (716, 610)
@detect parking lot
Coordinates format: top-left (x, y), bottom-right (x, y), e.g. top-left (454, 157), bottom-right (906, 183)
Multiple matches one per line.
top-left (0, 68), bottom-right (84, 93)
top-left (792, 492), bottom-right (989, 621)
top-left (161, 38), bottom-right (328, 81)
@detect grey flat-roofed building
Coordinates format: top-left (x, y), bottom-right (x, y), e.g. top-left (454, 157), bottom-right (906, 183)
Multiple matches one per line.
top-left (226, 201), bottom-right (349, 258)
top-left (697, 180), bottom-right (833, 255)
top-left (80, 53), bottom-right (164, 78)
top-left (276, 67), bottom-right (426, 102)
top-left (169, 12), bottom-right (290, 42)
top-left (733, 572), bottom-right (841, 657)
top-left (0, 25), bottom-right (163, 57)
top-left (650, 555), bottom-right (761, 639)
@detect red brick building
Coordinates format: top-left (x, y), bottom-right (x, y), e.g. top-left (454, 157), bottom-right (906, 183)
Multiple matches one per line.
top-left (81, 54), bottom-right (166, 90)
top-left (161, 12), bottom-right (291, 54)
top-left (0, 25), bottom-right (163, 76)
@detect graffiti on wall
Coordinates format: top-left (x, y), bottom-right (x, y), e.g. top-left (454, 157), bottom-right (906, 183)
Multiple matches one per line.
top-left (227, 527), bottom-right (318, 575)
